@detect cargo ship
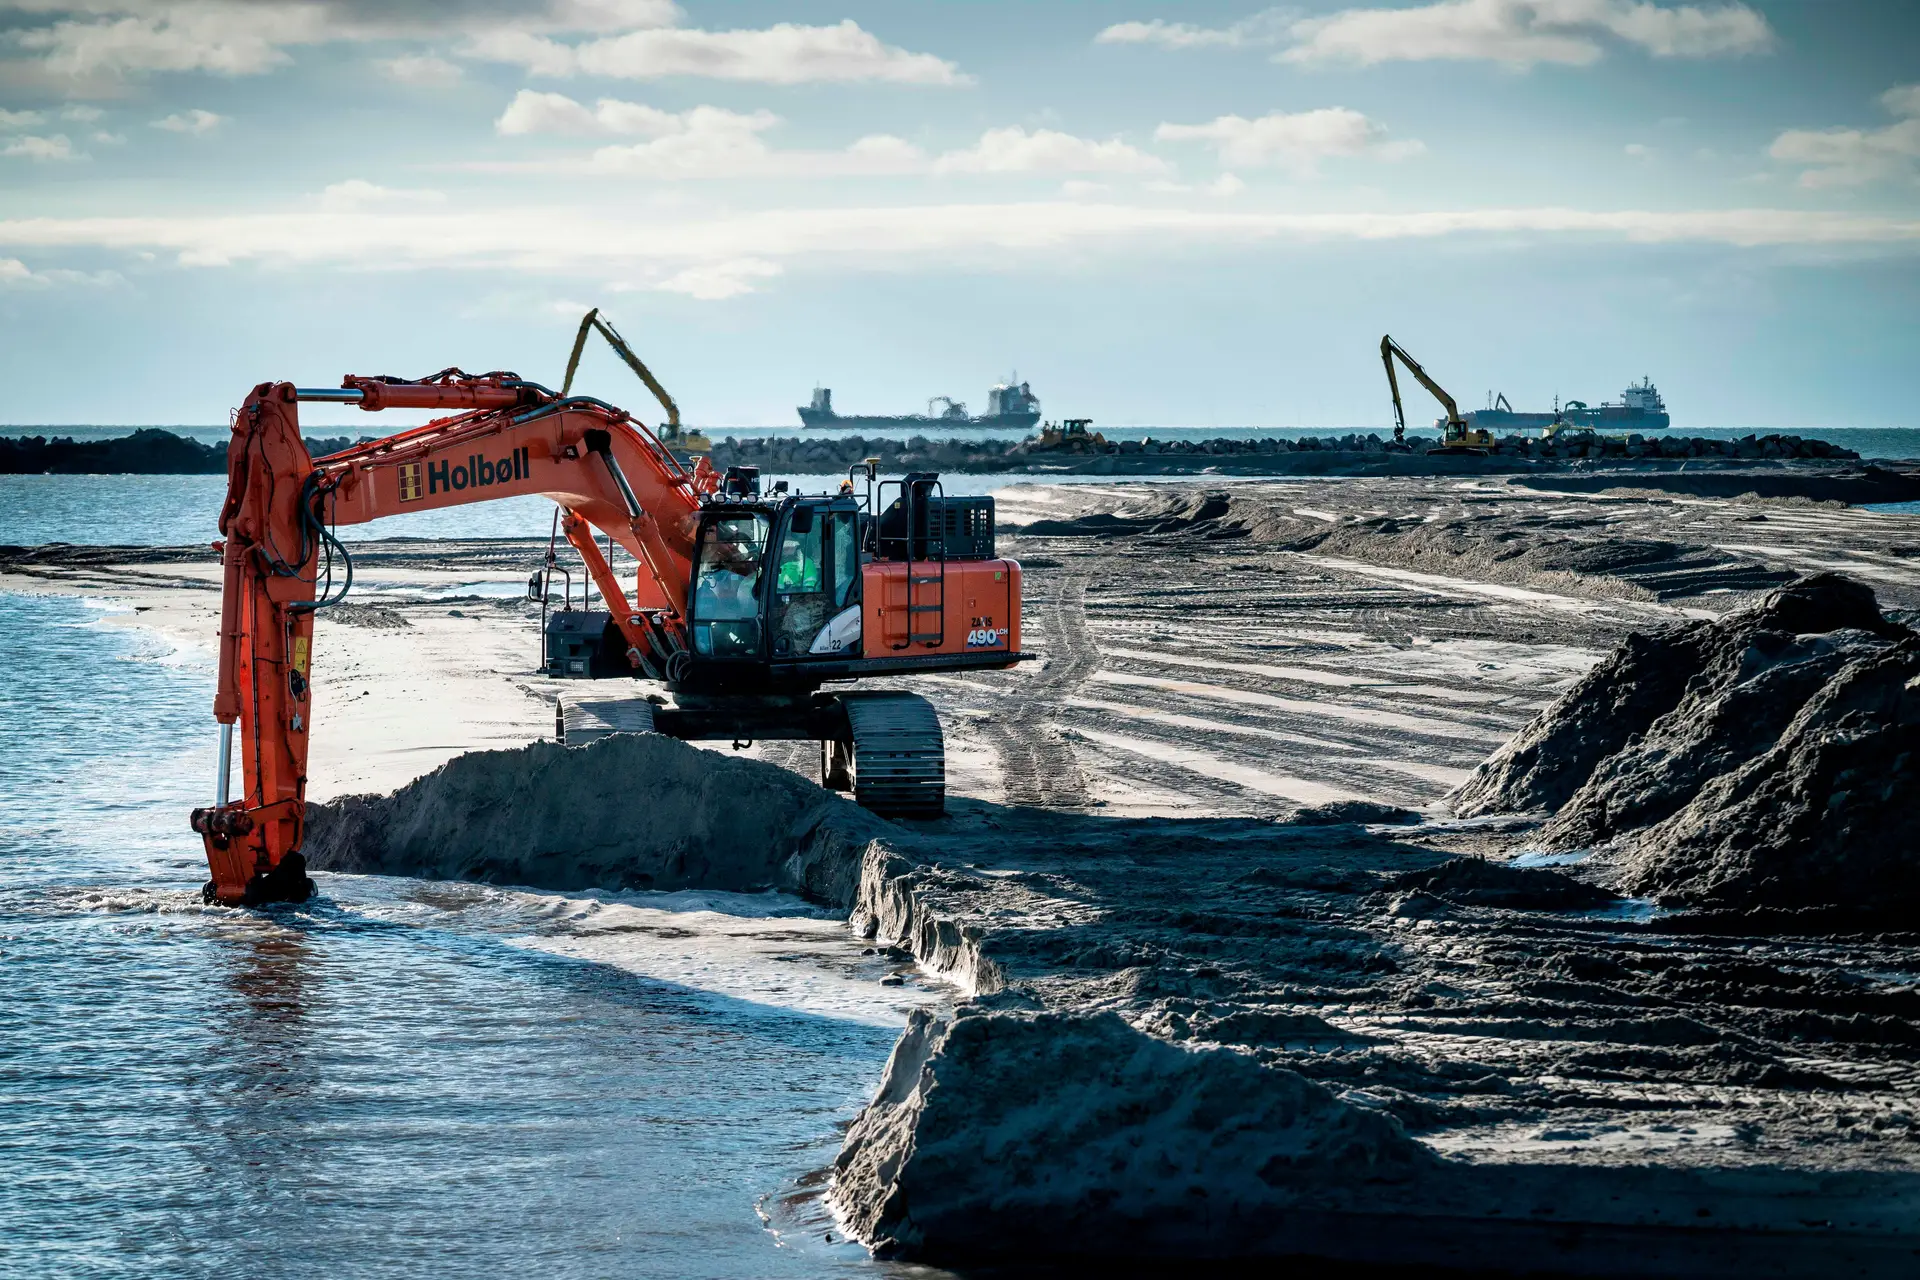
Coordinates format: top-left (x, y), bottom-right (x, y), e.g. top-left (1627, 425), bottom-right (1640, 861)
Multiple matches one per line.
top-left (1455, 377), bottom-right (1670, 433)
top-left (797, 379), bottom-right (1041, 430)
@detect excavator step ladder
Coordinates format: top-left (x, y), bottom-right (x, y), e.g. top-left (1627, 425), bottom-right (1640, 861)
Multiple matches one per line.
top-left (905, 477), bottom-right (948, 647)
top-left (907, 567), bottom-right (946, 646)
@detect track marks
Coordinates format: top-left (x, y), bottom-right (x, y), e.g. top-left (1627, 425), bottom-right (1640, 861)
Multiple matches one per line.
top-left (984, 576), bottom-right (1096, 809)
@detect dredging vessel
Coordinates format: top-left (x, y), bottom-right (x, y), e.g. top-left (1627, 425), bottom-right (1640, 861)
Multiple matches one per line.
top-left (1461, 378), bottom-right (1671, 433)
top-left (797, 379), bottom-right (1041, 431)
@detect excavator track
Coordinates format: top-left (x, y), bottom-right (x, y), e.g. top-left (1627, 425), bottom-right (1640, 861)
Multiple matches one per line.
top-left (838, 691), bottom-right (945, 818)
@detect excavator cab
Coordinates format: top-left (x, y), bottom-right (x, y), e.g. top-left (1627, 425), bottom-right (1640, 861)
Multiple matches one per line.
top-left (684, 495), bottom-right (865, 672)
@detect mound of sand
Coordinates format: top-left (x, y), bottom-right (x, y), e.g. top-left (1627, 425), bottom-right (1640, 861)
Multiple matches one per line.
top-left (1452, 574), bottom-right (1903, 818)
top-left (305, 732), bottom-right (887, 896)
top-left (1449, 574), bottom-right (1918, 916)
top-left (830, 1008), bottom-right (1431, 1259)
top-left (1621, 641), bottom-right (1920, 913)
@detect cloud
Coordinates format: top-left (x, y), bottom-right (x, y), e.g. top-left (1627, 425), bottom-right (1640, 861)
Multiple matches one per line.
top-left (2, 200), bottom-right (1913, 305)
top-left (1095, 9), bottom-right (1292, 49)
top-left (2, 133), bottom-right (79, 160)
top-left (16, 2), bottom-right (329, 76)
top-left (491, 96), bottom-right (910, 178)
top-left (91, 130), bottom-right (125, 143)
top-left (494, 88), bottom-right (690, 135)
top-left (317, 179), bottom-right (448, 211)
top-left (6, 3), bottom-right (962, 88)
top-left (381, 53), bottom-right (462, 85)
top-left (1102, 1), bottom-right (1773, 68)
top-left (653, 257), bottom-right (780, 299)
top-left (0, 108), bottom-right (48, 128)
top-left (468, 18), bottom-right (969, 85)
top-left (1156, 108), bottom-right (1419, 173)
top-left (150, 108), bottom-right (223, 133)
top-left (493, 94), bottom-right (1161, 181)
top-left (0, 255), bottom-right (122, 287)
top-left (1885, 84), bottom-right (1920, 119)
top-left (1282, 0), bottom-right (1774, 67)
top-left (1770, 84), bottom-right (1920, 188)
top-left (1624, 142), bottom-right (1652, 156)
top-left (60, 103), bottom-right (105, 121)
top-left (930, 126), bottom-right (1167, 176)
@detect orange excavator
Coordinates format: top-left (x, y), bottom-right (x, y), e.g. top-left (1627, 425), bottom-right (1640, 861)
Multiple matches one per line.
top-left (190, 360), bottom-right (1025, 906)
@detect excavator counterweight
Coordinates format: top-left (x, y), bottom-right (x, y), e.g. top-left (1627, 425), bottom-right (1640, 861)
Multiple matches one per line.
top-left (192, 351), bottom-right (1025, 908)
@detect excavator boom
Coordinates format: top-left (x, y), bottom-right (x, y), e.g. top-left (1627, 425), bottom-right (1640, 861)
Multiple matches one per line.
top-left (191, 369), bottom-right (717, 906)
top-left (1380, 334), bottom-right (1487, 450)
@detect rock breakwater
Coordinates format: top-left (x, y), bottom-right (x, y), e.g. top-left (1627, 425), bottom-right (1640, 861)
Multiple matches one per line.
top-left (0, 431), bottom-right (374, 474)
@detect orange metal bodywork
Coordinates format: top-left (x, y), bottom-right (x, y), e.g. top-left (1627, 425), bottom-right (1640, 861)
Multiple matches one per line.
top-left (194, 374), bottom-right (714, 905)
top-left (862, 559), bottom-right (1021, 657)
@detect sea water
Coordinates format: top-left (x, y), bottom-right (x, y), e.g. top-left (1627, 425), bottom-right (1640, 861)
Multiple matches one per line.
top-left (0, 592), bottom-right (919, 1279)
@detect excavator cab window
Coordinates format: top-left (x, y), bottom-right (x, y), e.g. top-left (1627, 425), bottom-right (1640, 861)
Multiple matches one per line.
top-left (691, 511), bottom-right (770, 657)
top-left (772, 503), bottom-right (829, 657)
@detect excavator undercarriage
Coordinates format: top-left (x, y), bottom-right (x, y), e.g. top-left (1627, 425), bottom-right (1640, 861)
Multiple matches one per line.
top-left (190, 355), bottom-right (1024, 907)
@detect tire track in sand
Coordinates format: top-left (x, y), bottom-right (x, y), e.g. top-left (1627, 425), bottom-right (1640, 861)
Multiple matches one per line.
top-left (986, 575), bottom-right (1097, 809)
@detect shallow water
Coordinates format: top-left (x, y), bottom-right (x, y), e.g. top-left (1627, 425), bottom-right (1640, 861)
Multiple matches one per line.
top-left (0, 592), bottom-right (914, 1279)
top-left (0, 471), bottom-right (1195, 547)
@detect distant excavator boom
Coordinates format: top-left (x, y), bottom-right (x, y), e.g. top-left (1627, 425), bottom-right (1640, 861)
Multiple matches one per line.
top-left (1379, 334), bottom-right (1488, 451)
top-left (563, 308), bottom-right (681, 430)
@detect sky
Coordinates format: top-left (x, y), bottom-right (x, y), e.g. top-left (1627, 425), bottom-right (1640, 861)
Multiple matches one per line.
top-left (0, 0), bottom-right (1915, 430)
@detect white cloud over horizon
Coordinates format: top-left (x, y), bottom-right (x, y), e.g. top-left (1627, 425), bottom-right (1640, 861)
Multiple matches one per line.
top-left (1099, 0), bottom-right (1774, 68)
top-left (2, 199), bottom-right (1912, 299)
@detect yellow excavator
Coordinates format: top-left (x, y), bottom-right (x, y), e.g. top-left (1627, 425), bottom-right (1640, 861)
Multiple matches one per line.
top-left (563, 308), bottom-right (713, 456)
top-left (1380, 334), bottom-right (1493, 453)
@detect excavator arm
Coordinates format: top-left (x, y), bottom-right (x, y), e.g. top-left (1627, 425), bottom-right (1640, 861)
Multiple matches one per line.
top-left (1380, 333), bottom-right (1467, 444)
top-left (562, 308), bottom-right (681, 430)
top-left (190, 368), bottom-right (716, 906)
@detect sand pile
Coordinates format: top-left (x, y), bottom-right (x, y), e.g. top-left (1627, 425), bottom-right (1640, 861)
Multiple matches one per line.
top-left (1451, 575), bottom-right (1918, 915)
top-left (830, 1008), bottom-right (1431, 1259)
top-left (305, 732), bottom-right (887, 896)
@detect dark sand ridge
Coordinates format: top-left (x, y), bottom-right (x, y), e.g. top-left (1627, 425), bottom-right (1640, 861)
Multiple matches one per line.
top-left (16, 476), bottom-right (1920, 1273)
